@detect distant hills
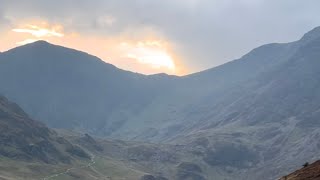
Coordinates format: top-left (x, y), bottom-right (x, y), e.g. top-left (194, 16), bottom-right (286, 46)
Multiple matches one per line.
top-left (1, 27), bottom-right (320, 179)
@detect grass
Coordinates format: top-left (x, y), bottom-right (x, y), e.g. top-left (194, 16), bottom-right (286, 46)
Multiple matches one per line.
top-left (92, 156), bottom-right (145, 180)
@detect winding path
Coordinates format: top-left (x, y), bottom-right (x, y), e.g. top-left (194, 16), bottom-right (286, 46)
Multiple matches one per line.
top-left (42, 153), bottom-right (96, 180)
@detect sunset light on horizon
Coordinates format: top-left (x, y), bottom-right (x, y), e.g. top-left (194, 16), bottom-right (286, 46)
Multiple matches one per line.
top-left (1, 1), bottom-right (320, 179)
top-left (1, 21), bottom-right (185, 75)
top-left (1, 0), bottom-right (320, 76)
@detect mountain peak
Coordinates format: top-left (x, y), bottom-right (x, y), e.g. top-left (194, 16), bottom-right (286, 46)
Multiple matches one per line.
top-left (6, 40), bottom-right (58, 54)
top-left (32, 40), bottom-right (50, 45)
top-left (301, 26), bottom-right (320, 42)
top-left (22, 40), bottom-right (51, 46)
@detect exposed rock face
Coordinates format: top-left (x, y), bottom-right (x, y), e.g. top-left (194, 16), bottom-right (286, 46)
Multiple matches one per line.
top-left (280, 160), bottom-right (320, 180)
top-left (203, 144), bottom-right (258, 168)
top-left (0, 96), bottom-right (89, 163)
top-left (140, 175), bottom-right (168, 180)
top-left (127, 145), bottom-right (176, 163)
top-left (175, 162), bottom-right (206, 180)
top-left (140, 175), bottom-right (157, 180)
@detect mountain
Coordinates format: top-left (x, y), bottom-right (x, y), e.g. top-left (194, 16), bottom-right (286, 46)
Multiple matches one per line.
top-left (110, 26), bottom-right (320, 142)
top-left (1, 27), bottom-right (320, 179)
top-left (0, 95), bottom-right (211, 180)
top-left (0, 96), bottom-right (170, 180)
top-left (0, 95), bottom-right (89, 163)
top-left (160, 26), bottom-right (320, 179)
top-left (0, 95), bottom-right (106, 179)
top-left (280, 160), bottom-right (320, 180)
top-left (0, 41), bottom-right (175, 135)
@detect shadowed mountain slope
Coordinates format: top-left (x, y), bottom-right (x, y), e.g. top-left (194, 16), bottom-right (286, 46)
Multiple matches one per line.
top-left (0, 95), bottom-right (89, 164)
top-left (0, 41), bottom-right (175, 136)
top-left (1, 27), bottom-right (320, 179)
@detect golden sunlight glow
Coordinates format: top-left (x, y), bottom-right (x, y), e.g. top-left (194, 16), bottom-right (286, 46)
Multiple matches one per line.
top-left (4, 20), bottom-right (187, 75)
top-left (16, 39), bottom-right (39, 45)
top-left (120, 41), bottom-right (176, 70)
top-left (12, 24), bottom-right (64, 38)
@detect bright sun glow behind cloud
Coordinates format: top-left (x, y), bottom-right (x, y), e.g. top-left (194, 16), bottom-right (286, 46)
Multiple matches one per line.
top-left (12, 25), bottom-right (64, 38)
top-left (123, 41), bottom-right (175, 70)
top-left (15, 39), bottom-right (39, 45)
top-left (12, 24), bottom-right (64, 45)
top-left (7, 22), bottom-right (184, 75)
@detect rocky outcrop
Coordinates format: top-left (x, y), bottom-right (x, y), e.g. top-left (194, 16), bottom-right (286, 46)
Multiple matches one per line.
top-left (280, 160), bottom-right (320, 180)
top-left (140, 174), bottom-right (168, 180)
top-left (175, 162), bottom-right (206, 180)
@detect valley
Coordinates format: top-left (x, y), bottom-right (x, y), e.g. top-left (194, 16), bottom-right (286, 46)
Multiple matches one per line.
top-left (1, 26), bottom-right (320, 179)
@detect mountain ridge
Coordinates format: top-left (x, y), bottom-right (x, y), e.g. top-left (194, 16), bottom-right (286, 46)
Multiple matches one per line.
top-left (1, 26), bottom-right (320, 179)
top-left (0, 41), bottom-right (174, 132)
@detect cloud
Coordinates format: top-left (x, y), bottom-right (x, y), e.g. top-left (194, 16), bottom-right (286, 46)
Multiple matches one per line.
top-left (0, 5), bottom-right (11, 32)
top-left (15, 39), bottom-right (39, 45)
top-left (1, 0), bottom-right (320, 73)
top-left (12, 25), bottom-right (64, 38)
top-left (0, 17), bottom-right (9, 31)
top-left (124, 41), bottom-right (175, 70)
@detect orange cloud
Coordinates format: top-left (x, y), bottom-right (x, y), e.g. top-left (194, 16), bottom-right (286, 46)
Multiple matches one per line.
top-left (120, 40), bottom-right (176, 71)
top-left (5, 20), bottom-right (188, 75)
top-left (16, 39), bottom-right (39, 45)
top-left (12, 24), bottom-right (64, 39)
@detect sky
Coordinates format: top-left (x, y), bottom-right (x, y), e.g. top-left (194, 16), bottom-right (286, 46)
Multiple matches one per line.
top-left (0, 0), bottom-right (320, 75)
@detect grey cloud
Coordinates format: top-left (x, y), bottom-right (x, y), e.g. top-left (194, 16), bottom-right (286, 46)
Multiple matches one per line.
top-left (1, 0), bottom-right (320, 72)
top-left (0, 4), bottom-right (10, 32)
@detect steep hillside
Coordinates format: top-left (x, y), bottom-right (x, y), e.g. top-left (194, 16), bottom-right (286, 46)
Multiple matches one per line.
top-left (280, 160), bottom-right (320, 180)
top-left (111, 27), bottom-right (320, 142)
top-left (0, 96), bottom-right (163, 180)
top-left (0, 96), bottom-right (114, 179)
top-left (0, 41), bottom-right (175, 136)
top-left (1, 28), bottom-right (319, 142)
top-left (1, 27), bottom-right (320, 179)
top-left (0, 95), bottom-right (89, 163)
top-left (108, 26), bottom-right (320, 179)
